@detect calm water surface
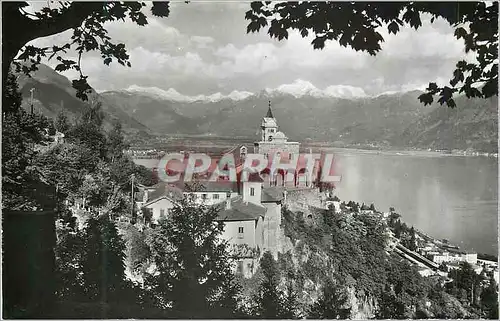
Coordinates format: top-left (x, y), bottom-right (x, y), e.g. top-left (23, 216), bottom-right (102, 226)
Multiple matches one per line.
top-left (327, 149), bottom-right (498, 256)
top-left (134, 149), bottom-right (498, 256)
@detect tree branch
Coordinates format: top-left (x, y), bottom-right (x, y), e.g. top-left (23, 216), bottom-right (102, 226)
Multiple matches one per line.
top-left (24, 2), bottom-right (105, 43)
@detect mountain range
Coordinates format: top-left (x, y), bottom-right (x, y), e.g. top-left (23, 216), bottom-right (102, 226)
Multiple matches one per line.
top-left (17, 64), bottom-right (498, 153)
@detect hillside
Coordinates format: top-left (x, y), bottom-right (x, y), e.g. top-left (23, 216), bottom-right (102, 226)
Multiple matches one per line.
top-left (16, 64), bottom-right (149, 134)
top-left (17, 64), bottom-right (498, 153)
top-left (397, 96), bottom-right (498, 152)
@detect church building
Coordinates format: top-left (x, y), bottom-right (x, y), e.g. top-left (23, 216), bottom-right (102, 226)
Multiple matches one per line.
top-left (253, 101), bottom-right (300, 160)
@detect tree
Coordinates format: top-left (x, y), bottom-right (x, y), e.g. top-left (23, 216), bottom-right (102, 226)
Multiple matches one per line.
top-left (439, 262), bottom-right (449, 273)
top-left (3, 1), bottom-right (170, 100)
top-left (54, 219), bottom-right (87, 301)
top-left (446, 262), bottom-right (480, 305)
top-left (54, 109), bottom-right (71, 134)
top-left (107, 120), bottom-right (129, 162)
top-left (67, 101), bottom-right (108, 159)
top-left (375, 285), bottom-right (406, 319)
top-left (81, 215), bottom-right (127, 302)
top-left (253, 251), bottom-right (282, 319)
top-left (2, 72), bottom-right (54, 210)
top-left (34, 143), bottom-right (100, 199)
top-left (480, 273), bottom-right (499, 319)
top-left (308, 279), bottom-right (351, 319)
top-left (246, 2), bottom-right (498, 108)
top-left (145, 197), bottom-right (241, 318)
top-left (280, 275), bottom-right (301, 319)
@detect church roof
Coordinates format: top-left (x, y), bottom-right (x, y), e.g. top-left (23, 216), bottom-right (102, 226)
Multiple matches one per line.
top-left (265, 101), bottom-right (275, 118)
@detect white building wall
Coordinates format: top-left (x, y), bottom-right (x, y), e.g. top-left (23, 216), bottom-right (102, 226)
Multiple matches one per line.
top-left (220, 220), bottom-right (257, 248)
top-left (185, 191), bottom-right (239, 206)
top-left (145, 198), bottom-right (176, 222)
top-left (242, 181), bottom-right (262, 205)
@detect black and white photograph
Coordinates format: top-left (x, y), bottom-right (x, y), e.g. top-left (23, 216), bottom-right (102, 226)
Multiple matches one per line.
top-left (2, 1), bottom-right (499, 319)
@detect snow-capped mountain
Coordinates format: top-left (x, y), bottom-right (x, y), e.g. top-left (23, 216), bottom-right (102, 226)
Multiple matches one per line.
top-left (123, 79), bottom-right (368, 103)
top-left (124, 85), bottom-right (253, 103)
top-left (265, 79), bottom-right (367, 99)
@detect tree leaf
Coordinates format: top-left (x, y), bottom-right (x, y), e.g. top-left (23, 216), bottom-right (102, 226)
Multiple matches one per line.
top-left (387, 21), bottom-right (399, 34)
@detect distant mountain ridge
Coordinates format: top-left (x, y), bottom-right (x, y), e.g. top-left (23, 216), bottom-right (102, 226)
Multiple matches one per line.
top-left (16, 64), bottom-right (149, 133)
top-left (101, 87), bottom-right (498, 153)
top-left (17, 64), bottom-right (498, 153)
top-left (120, 79), bottom-right (370, 103)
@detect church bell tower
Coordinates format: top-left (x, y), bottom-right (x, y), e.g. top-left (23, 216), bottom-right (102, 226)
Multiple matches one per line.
top-left (261, 101), bottom-right (278, 142)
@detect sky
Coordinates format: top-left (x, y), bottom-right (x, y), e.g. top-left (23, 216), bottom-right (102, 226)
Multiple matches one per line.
top-left (28, 1), bottom-right (471, 97)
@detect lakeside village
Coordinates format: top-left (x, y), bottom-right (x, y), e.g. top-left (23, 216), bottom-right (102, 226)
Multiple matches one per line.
top-left (106, 103), bottom-right (500, 284)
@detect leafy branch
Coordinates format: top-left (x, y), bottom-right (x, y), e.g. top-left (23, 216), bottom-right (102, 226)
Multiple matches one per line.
top-left (5, 1), bottom-right (171, 101)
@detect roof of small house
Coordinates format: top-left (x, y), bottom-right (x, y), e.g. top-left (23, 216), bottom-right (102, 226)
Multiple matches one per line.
top-left (213, 196), bottom-right (266, 222)
top-left (193, 181), bottom-right (239, 193)
top-left (147, 181), bottom-right (184, 202)
top-left (143, 195), bottom-right (179, 207)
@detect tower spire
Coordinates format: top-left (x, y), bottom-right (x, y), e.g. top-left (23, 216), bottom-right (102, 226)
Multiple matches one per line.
top-left (266, 100), bottom-right (274, 118)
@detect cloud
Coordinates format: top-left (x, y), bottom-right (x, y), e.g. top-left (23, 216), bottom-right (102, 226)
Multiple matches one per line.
top-left (379, 14), bottom-right (466, 60)
top-left (23, 3), bottom-right (473, 97)
top-left (190, 35), bottom-right (215, 48)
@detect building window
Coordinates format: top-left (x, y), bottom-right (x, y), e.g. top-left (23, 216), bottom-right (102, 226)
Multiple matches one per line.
top-left (202, 193), bottom-right (207, 199)
top-left (213, 194), bottom-right (219, 199)
top-left (289, 153), bottom-right (292, 160)
top-left (268, 136), bottom-right (273, 141)
top-left (160, 209), bottom-right (165, 217)
top-left (238, 226), bottom-right (244, 238)
top-left (250, 187), bottom-right (255, 196)
top-left (270, 129), bottom-right (275, 133)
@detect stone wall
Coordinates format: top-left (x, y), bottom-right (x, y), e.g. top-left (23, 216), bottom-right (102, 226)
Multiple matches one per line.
top-left (285, 188), bottom-right (325, 211)
top-left (262, 202), bottom-right (282, 259)
top-left (255, 141), bottom-right (300, 155)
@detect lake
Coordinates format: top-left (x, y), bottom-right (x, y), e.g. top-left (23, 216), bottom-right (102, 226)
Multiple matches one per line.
top-left (134, 148), bottom-right (498, 256)
top-left (326, 148), bottom-right (498, 256)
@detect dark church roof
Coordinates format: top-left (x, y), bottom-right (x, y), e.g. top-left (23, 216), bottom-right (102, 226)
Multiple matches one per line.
top-left (265, 101), bottom-right (274, 118)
